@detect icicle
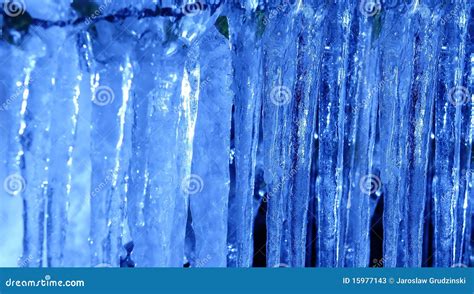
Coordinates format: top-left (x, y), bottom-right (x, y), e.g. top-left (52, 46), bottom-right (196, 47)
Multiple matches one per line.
top-left (343, 3), bottom-right (377, 268)
top-left (140, 48), bottom-right (187, 266)
top-left (315, 1), bottom-right (354, 268)
top-left (377, 3), bottom-right (415, 268)
top-left (278, 2), bottom-right (324, 268)
top-left (227, 5), bottom-right (263, 267)
top-left (0, 33), bottom-right (41, 267)
top-left (46, 28), bottom-right (82, 267)
top-left (18, 29), bottom-right (52, 267)
top-left (61, 30), bottom-right (95, 267)
top-left (180, 41), bottom-right (201, 267)
top-left (125, 2), bottom-right (221, 267)
top-left (375, 0), bottom-right (442, 268)
top-left (433, 0), bottom-right (470, 267)
top-left (88, 21), bottom-right (133, 266)
top-left (261, 0), bottom-right (298, 267)
top-left (126, 20), bottom-right (189, 267)
top-left (455, 0), bottom-right (474, 266)
top-left (401, 2), bottom-right (441, 267)
top-left (189, 26), bottom-right (233, 267)
top-left (126, 29), bottom-right (153, 267)
top-left (170, 41), bottom-right (200, 269)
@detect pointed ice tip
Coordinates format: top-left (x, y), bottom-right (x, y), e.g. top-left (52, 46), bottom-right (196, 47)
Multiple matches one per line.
top-left (124, 241), bottom-right (134, 253)
top-left (120, 255), bottom-right (136, 268)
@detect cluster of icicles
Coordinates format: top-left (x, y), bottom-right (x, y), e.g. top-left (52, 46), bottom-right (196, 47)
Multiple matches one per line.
top-left (0, 0), bottom-right (472, 268)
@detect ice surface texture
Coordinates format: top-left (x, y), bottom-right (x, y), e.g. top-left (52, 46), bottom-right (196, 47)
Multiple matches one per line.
top-left (0, 0), bottom-right (472, 267)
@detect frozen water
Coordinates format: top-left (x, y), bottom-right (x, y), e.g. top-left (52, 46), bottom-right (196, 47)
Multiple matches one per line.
top-left (0, 0), bottom-right (472, 268)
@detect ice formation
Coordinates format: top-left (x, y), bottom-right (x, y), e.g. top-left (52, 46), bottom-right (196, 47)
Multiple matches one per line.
top-left (0, 0), bottom-right (472, 267)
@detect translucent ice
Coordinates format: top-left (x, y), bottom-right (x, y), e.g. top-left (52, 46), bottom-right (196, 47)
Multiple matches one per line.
top-left (0, 0), bottom-right (472, 268)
